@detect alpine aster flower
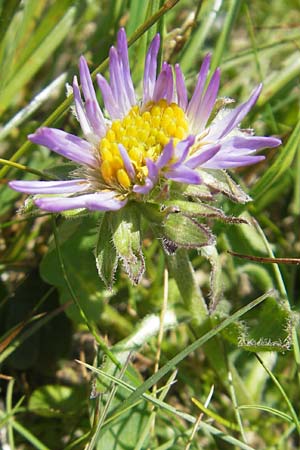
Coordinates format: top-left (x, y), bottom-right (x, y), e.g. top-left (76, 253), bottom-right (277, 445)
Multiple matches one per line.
top-left (9, 28), bottom-right (280, 213)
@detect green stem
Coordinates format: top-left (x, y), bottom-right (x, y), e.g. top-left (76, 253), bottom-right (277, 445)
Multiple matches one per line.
top-left (166, 249), bottom-right (208, 324)
top-left (0, 158), bottom-right (56, 180)
top-left (166, 249), bottom-right (227, 380)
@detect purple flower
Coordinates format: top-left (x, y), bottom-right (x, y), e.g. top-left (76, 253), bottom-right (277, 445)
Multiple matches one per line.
top-left (9, 29), bottom-right (281, 213)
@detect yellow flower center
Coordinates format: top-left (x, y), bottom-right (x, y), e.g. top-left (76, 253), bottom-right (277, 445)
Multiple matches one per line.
top-left (99, 99), bottom-right (189, 190)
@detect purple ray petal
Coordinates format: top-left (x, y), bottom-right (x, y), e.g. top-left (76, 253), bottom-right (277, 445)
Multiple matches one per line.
top-left (85, 99), bottom-right (107, 140)
top-left (133, 178), bottom-right (154, 194)
top-left (109, 46), bottom-right (130, 115)
top-left (201, 154), bottom-right (265, 169)
top-left (79, 56), bottom-right (106, 137)
top-left (146, 157), bottom-right (159, 180)
top-left (165, 165), bottom-right (202, 184)
top-left (172, 135), bottom-right (195, 167)
top-left (143, 34), bottom-right (160, 105)
top-left (165, 64), bottom-right (174, 103)
top-left (187, 54), bottom-right (211, 119)
top-left (96, 74), bottom-right (122, 120)
top-left (73, 76), bottom-right (93, 138)
top-left (85, 192), bottom-right (127, 211)
top-left (209, 84), bottom-right (262, 140)
top-left (9, 179), bottom-right (89, 195)
top-left (132, 158), bottom-right (158, 194)
top-left (153, 62), bottom-right (173, 103)
top-left (117, 28), bottom-right (136, 106)
top-left (186, 144), bottom-right (221, 169)
top-left (35, 191), bottom-right (127, 212)
top-left (29, 128), bottom-right (98, 167)
top-left (221, 135), bottom-right (281, 152)
top-left (175, 64), bottom-right (188, 110)
top-left (118, 144), bottom-right (135, 179)
top-left (156, 140), bottom-right (174, 169)
top-left (192, 68), bottom-right (220, 132)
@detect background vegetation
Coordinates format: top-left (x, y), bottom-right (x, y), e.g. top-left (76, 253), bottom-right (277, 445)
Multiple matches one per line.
top-left (1, 0), bottom-right (300, 448)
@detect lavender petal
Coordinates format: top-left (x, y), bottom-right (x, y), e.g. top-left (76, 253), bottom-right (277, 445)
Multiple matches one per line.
top-left (186, 144), bottom-right (221, 169)
top-left (35, 191), bottom-right (127, 212)
top-left (153, 62), bottom-right (173, 103)
top-left (146, 158), bottom-right (159, 180)
top-left (165, 165), bottom-right (202, 184)
top-left (133, 178), bottom-right (154, 194)
top-left (109, 46), bottom-right (130, 115)
top-left (187, 54), bottom-right (211, 120)
top-left (117, 28), bottom-right (136, 106)
top-left (201, 154), bottom-right (265, 169)
top-left (73, 76), bottom-right (93, 138)
top-left (220, 135), bottom-right (281, 152)
top-left (9, 179), bottom-right (89, 195)
top-left (209, 84), bottom-right (262, 140)
top-left (79, 56), bottom-right (106, 137)
top-left (172, 135), bottom-right (195, 167)
top-left (96, 74), bottom-right (122, 120)
top-left (29, 128), bottom-right (98, 167)
top-left (143, 34), bottom-right (160, 105)
top-left (156, 140), bottom-right (174, 169)
top-left (118, 144), bottom-right (135, 179)
top-left (192, 68), bottom-right (220, 132)
top-left (175, 64), bottom-right (188, 110)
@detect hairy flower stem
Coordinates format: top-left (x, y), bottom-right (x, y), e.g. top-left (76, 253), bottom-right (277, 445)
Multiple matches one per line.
top-left (167, 249), bottom-right (228, 380)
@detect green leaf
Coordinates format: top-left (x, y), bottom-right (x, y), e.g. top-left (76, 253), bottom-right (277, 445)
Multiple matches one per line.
top-left (95, 212), bottom-right (118, 289)
top-left (199, 169), bottom-right (251, 203)
top-left (179, 182), bottom-right (214, 200)
top-left (237, 297), bottom-right (293, 352)
top-left (111, 204), bottom-right (144, 284)
top-left (162, 213), bottom-right (215, 251)
top-left (219, 298), bottom-right (293, 353)
top-left (96, 385), bottom-right (149, 450)
top-left (163, 199), bottom-right (247, 224)
top-left (28, 384), bottom-right (87, 418)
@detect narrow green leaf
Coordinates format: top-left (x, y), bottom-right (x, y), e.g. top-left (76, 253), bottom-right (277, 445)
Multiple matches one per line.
top-left (77, 362), bottom-right (256, 450)
top-left (0, 5), bottom-right (77, 114)
top-left (0, 0), bottom-right (21, 43)
top-left (255, 353), bottom-right (300, 436)
top-left (12, 420), bottom-right (50, 450)
top-left (210, 0), bottom-right (241, 72)
top-left (108, 291), bottom-right (271, 422)
top-left (257, 54), bottom-right (300, 107)
top-left (180, 0), bottom-right (223, 73)
top-left (238, 404), bottom-right (293, 423)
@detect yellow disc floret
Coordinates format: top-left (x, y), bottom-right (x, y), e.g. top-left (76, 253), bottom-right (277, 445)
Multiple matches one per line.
top-left (99, 99), bottom-right (189, 190)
